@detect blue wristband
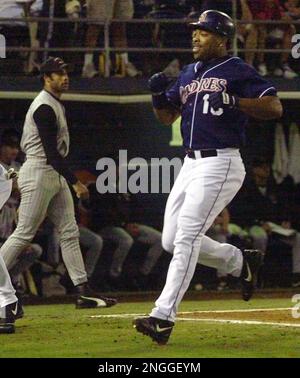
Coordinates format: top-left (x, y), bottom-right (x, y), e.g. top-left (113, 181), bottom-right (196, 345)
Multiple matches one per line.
top-left (152, 93), bottom-right (169, 109)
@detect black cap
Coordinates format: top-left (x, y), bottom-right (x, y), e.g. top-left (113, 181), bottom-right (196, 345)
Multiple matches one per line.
top-left (1, 134), bottom-right (20, 148)
top-left (40, 57), bottom-right (68, 75)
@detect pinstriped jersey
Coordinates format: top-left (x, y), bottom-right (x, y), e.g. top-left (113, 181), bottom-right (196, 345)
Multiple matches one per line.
top-left (21, 90), bottom-right (70, 159)
top-left (0, 164), bottom-right (12, 213)
top-left (166, 56), bottom-right (277, 150)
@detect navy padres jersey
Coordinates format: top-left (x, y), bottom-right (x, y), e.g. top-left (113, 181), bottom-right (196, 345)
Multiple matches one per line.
top-left (166, 55), bottom-right (277, 150)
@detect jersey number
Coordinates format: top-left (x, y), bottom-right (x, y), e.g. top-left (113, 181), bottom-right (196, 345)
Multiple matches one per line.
top-left (203, 94), bottom-right (223, 116)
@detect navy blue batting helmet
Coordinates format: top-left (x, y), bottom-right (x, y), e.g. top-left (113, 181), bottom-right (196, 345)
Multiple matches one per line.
top-left (190, 10), bottom-right (235, 38)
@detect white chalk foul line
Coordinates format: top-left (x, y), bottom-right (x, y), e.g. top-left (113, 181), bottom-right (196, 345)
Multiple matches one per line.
top-left (89, 308), bottom-right (300, 328)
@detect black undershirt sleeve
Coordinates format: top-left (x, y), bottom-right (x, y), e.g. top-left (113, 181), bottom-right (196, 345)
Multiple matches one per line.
top-left (33, 104), bottom-right (78, 185)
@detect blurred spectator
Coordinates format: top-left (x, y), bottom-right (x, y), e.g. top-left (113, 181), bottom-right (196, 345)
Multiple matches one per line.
top-left (82, 0), bottom-right (140, 78)
top-left (146, 0), bottom-right (188, 76)
top-left (17, 0), bottom-right (43, 74)
top-left (230, 157), bottom-right (300, 287)
top-left (204, 208), bottom-right (252, 290)
top-left (39, 0), bottom-right (82, 66)
top-left (36, 219), bottom-right (104, 295)
top-left (205, 208), bottom-right (231, 290)
top-left (0, 0), bottom-right (42, 73)
top-left (52, 220), bottom-right (104, 294)
top-left (88, 179), bottom-right (163, 290)
top-left (73, 171), bottom-right (104, 284)
top-left (283, 0), bottom-right (300, 20)
top-left (237, 0), bottom-right (259, 67)
top-left (65, 0), bottom-right (81, 19)
top-left (248, 0), bottom-right (298, 78)
top-left (0, 129), bottom-right (21, 171)
top-left (206, 208), bottom-right (230, 244)
top-left (200, 0), bottom-right (236, 14)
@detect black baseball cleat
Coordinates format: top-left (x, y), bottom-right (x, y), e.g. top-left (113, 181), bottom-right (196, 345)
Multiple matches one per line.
top-left (4, 301), bottom-right (19, 321)
top-left (133, 316), bottom-right (174, 345)
top-left (241, 249), bottom-right (264, 301)
top-left (75, 283), bottom-right (117, 309)
top-left (0, 322), bottom-right (15, 334)
top-left (76, 295), bottom-right (117, 309)
top-left (14, 291), bottom-right (24, 320)
top-left (0, 301), bottom-right (18, 334)
top-left (14, 302), bottom-right (24, 320)
top-left (16, 303), bottom-right (24, 320)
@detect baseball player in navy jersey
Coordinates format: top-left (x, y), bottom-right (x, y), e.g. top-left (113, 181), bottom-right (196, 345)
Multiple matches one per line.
top-left (133, 10), bottom-right (283, 345)
top-left (0, 165), bottom-right (20, 334)
top-left (0, 57), bottom-right (117, 311)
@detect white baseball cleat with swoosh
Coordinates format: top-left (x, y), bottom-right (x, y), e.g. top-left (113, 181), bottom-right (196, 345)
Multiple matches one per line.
top-left (75, 283), bottom-right (117, 309)
top-left (0, 301), bottom-right (19, 334)
top-left (11, 303), bottom-right (18, 316)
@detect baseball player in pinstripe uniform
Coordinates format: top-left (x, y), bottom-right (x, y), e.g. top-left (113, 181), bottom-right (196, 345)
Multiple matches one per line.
top-left (0, 57), bottom-right (117, 310)
top-left (0, 165), bottom-right (19, 334)
top-left (133, 10), bottom-right (283, 345)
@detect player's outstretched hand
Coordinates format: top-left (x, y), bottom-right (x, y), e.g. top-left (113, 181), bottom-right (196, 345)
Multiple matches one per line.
top-left (209, 91), bottom-right (239, 111)
top-left (72, 181), bottom-right (89, 200)
top-left (148, 72), bottom-right (172, 95)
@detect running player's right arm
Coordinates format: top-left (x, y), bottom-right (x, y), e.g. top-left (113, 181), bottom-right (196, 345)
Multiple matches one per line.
top-left (153, 107), bottom-right (180, 126)
top-left (149, 72), bottom-right (181, 126)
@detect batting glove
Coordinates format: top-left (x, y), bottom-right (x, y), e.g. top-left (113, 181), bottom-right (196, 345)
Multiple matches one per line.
top-left (209, 92), bottom-right (239, 111)
top-left (5, 168), bottom-right (18, 180)
top-left (148, 72), bottom-right (172, 95)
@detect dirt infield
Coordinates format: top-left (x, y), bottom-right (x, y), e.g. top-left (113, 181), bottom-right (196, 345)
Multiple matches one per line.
top-left (91, 307), bottom-right (300, 327)
top-left (177, 308), bottom-right (300, 325)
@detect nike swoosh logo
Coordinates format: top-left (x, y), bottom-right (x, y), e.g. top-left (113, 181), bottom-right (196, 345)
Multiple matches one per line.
top-left (244, 262), bottom-right (252, 282)
top-left (80, 296), bottom-right (107, 308)
top-left (156, 325), bottom-right (173, 333)
top-left (11, 303), bottom-right (18, 316)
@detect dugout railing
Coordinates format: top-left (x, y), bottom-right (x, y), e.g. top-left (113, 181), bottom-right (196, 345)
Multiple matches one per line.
top-left (0, 13), bottom-right (299, 101)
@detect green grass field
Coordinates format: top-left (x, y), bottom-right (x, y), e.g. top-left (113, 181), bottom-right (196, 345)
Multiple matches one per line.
top-left (1, 296), bottom-right (300, 358)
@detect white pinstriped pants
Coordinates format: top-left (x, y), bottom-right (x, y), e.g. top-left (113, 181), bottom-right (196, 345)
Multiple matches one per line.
top-left (0, 254), bottom-right (16, 312)
top-left (0, 159), bottom-right (87, 286)
top-left (0, 164), bottom-right (17, 312)
top-left (151, 150), bottom-right (246, 322)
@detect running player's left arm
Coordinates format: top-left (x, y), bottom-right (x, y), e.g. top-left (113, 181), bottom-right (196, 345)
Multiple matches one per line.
top-left (235, 64), bottom-right (283, 119)
top-left (237, 96), bottom-right (283, 120)
top-left (210, 64), bottom-right (283, 120)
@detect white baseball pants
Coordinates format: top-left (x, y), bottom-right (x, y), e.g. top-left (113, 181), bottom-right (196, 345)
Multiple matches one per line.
top-left (0, 164), bottom-right (17, 312)
top-left (0, 159), bottom-right (87, 286)
top-left (151, 149), bottom-right (246, 322)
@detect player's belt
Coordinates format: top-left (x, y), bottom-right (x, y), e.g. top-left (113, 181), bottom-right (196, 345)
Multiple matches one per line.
top-left (186, 149), bottom-right (218, 159)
